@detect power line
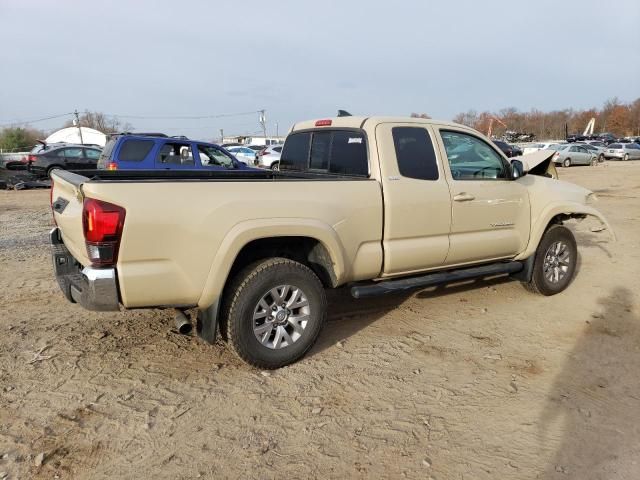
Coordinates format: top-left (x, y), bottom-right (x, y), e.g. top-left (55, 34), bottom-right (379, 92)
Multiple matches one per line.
top-left (105, 110), bottom-right (263, 120)
top-left (0, 112), bottom-right (74, 127)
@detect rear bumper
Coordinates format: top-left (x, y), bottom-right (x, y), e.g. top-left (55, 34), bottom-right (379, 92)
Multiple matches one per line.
top-left (50, 228), bottom-right (120, 311)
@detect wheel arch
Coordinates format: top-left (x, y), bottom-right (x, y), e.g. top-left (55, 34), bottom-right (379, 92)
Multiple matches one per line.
top-left (198, 219), bottom-right (345, 311)
top-left (515, 202), bottom-right (614, 261)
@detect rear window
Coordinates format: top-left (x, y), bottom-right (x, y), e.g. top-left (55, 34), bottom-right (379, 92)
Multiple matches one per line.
top-left (280, 130), bottom-right (368, 176)
top-left (609, 144), bottom-right (621, 149)
top-left (118, 139), bottom-right (154, 162)
top-left (392, 127), bottom-right (439, 180)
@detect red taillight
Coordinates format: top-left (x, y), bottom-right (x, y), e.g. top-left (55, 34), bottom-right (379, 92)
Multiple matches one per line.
top-left (28, 154), bottom-right (36, 163)
top-left (261, 151), bottom-right (270, 155)
top-left (315, 119), bottom-right (332, 126)
top-left (107, 162), bottom-right (118, 171)
top-left (82, 198), bottom-right (126, 266)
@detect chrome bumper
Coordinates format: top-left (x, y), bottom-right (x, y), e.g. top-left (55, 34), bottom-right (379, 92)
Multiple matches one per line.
top-left (50, 228), bottom-right (120, 311)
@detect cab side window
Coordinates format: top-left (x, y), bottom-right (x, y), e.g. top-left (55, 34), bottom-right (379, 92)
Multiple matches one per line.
top-left (440, 131), bottom-right (507, 180)
top-left (392, 127), bottom-right (439, 180)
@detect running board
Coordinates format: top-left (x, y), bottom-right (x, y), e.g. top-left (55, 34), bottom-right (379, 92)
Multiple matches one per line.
top-left (350, 261), bottom-right (524, 299)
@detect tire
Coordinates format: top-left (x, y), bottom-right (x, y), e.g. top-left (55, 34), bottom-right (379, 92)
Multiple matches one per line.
top-left (623, 154), bottom-right (629, 161)
top-left (271, 161), bottom-right (280, 171)
top-left (523, 225), bottom-right (577, 296)
top-left (598, 153), bottom-right (605, 163)
top-left (563, 158), bottom-right (571, 168)
top-left (590, 158), bottom-right (597, 167)
top-left (222, 258), bottom-right (326, 369)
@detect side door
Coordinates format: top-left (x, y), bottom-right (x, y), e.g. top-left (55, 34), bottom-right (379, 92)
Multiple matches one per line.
top-left (63, 147), bottom-right (85, 169)
top-left (84, 148), bottom-right (101, 168)
top-left (376, 123), bottom-right (452, 276)
top-left (434, 128), bottom-right (530, 265)
top-left (575, 146), bottom-right (591, 164)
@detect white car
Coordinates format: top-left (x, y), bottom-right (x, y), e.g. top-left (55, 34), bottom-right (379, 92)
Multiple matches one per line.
top-left (257, 145), bottom-right (283, 169)
top-left (226, 146), bottom-right (258, 165)
top-left (523, 142), bottom-right (558, 155)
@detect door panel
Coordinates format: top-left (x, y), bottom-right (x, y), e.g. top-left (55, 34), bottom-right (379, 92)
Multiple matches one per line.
top-left (435, 128), bottom-right (530, 265)
top-left (376, 123), bottom-right (452, 276)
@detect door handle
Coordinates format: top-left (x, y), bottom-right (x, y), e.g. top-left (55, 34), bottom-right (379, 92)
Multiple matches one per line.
top-left (453, 193), bottom-right (475, 202)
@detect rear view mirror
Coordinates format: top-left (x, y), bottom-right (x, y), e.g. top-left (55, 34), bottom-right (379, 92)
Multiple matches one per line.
top-left (511, 159), bottom-right (525, 179)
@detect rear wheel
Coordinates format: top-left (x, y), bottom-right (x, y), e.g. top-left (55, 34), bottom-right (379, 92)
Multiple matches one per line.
top-left (598, 153), bottom-right (605, 162)
top-left (523, 225), bottom-right (577, 296)
top-left (563, 158), bottom-right (571, 168)
top-left (271, 161), bottom-right (280, 171)
top-left (623, 153), bottom-right (629, 161)
top-left (590, 158), bottom-right (597, 166)
top-left (222, 258), bottom-right (326, 369)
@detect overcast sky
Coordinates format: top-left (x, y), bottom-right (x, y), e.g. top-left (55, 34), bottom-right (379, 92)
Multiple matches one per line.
top-left (1, 0), bottom-right (638, 140)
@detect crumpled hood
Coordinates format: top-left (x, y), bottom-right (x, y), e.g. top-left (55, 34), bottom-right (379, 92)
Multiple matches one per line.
top-left (510, 150), bottom-right (558, 178)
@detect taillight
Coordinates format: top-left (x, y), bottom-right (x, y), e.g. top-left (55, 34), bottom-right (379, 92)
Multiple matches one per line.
top-left (261, 151), bottom-right (270, 155)
top-left (82, 198), bottom-right (126, 267)
top-left (315, 119), bottom-right (332, 126)
top-left (107, 162), bottom-right (118, 171)
top-left (28, 154), bottom-right (36, 163)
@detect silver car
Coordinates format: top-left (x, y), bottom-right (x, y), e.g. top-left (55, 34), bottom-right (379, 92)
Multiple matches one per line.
top-left (604, 143), bottom-right (640, 161)
top-left (551, 144), bottom-right (598, 167)
top-left (257, 145), bottom-right (283, 169)
top-left (576, 142), bottom-right (606, 162)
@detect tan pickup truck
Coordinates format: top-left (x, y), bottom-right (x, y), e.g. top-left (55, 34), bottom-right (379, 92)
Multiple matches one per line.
top-left (49, 116), bottom-right (611, 368)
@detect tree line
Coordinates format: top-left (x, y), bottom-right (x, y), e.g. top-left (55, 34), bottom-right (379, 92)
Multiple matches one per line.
top-left (1, 99), bottom-right (639, 151)
top-left (452, 97), bottom-right (640, 140)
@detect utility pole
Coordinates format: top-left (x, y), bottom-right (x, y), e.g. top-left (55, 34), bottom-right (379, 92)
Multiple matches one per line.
top-left (275, 122), bottom-right (279, 138)
top-left (220, 129), bottom-right (224, 144)
top-left (259, 110), bottom-right (267, 141)
top-left (74, 110), bottom-right (84, 145)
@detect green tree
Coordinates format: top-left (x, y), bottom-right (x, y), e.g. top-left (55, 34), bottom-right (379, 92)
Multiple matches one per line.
top-left (0, 127), bottom-right (45, 152)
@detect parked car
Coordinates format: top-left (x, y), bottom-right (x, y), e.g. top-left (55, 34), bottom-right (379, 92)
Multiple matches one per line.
top-left (596, 133), bottom-right (617, 144)
top-left (551, 144), bottom-right (598, 167)
top-left (226, 146), bottom-right (258, 165)
top-left (582, 142), bottom-right (606, 162)
top-left (257, 145), bottom-right (283, 169)
top-left (96, 133), bottom-right (251, 171)
top-left (522, 142), bottom-right (558, 155)
top-left (603, 143), bottom-right (640, 161)
top-left (28, 144), bottom-right (103, 177)
top-left (492, 140), bottom-right (522, 157)
top-left (576, 142), bottom-right (606, 162)
top-left (49, 115), bottom-right (610, 368)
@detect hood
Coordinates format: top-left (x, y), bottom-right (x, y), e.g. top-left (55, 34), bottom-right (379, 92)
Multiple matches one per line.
top-left (510, 150), bottom-right (558, 179)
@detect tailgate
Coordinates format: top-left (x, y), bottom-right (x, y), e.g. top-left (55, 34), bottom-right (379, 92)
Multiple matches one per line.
top-left (51, 170), bottom-right (91, 266)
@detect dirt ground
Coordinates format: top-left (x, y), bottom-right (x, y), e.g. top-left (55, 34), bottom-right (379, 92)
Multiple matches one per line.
top-left (0, 163), bottom-right (639, 480)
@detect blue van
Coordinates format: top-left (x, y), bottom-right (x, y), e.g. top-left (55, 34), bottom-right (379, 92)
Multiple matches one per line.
top-left (97, 133), bottom-right (253, 171)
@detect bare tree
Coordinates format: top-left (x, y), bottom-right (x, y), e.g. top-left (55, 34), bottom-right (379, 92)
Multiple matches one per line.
top-left (64, 111), bottom-right (132, 133)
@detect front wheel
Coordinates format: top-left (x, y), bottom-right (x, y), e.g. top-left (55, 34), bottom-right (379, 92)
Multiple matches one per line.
top-left (222, 258), bottom-right (326, 369)
top-left (590, 158), bottom-right (597, 166)
top-left (523, 225), bottom-right (577, 296)
top-left (623, 154), bottom-right (629, 161)
top-left (598, 153), bottom-right (605, 162)
top-left (563, 158), bottom-right (571, 168)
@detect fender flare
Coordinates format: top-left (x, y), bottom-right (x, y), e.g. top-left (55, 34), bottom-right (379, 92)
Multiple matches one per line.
top-left (197, 218), bottom-right (346, 310)
top-left (514, 202), bottom-right (614, 261)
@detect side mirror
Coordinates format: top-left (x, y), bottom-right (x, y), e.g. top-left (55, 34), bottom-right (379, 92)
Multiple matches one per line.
top-left (511, 159), bottom-right (525, 179)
